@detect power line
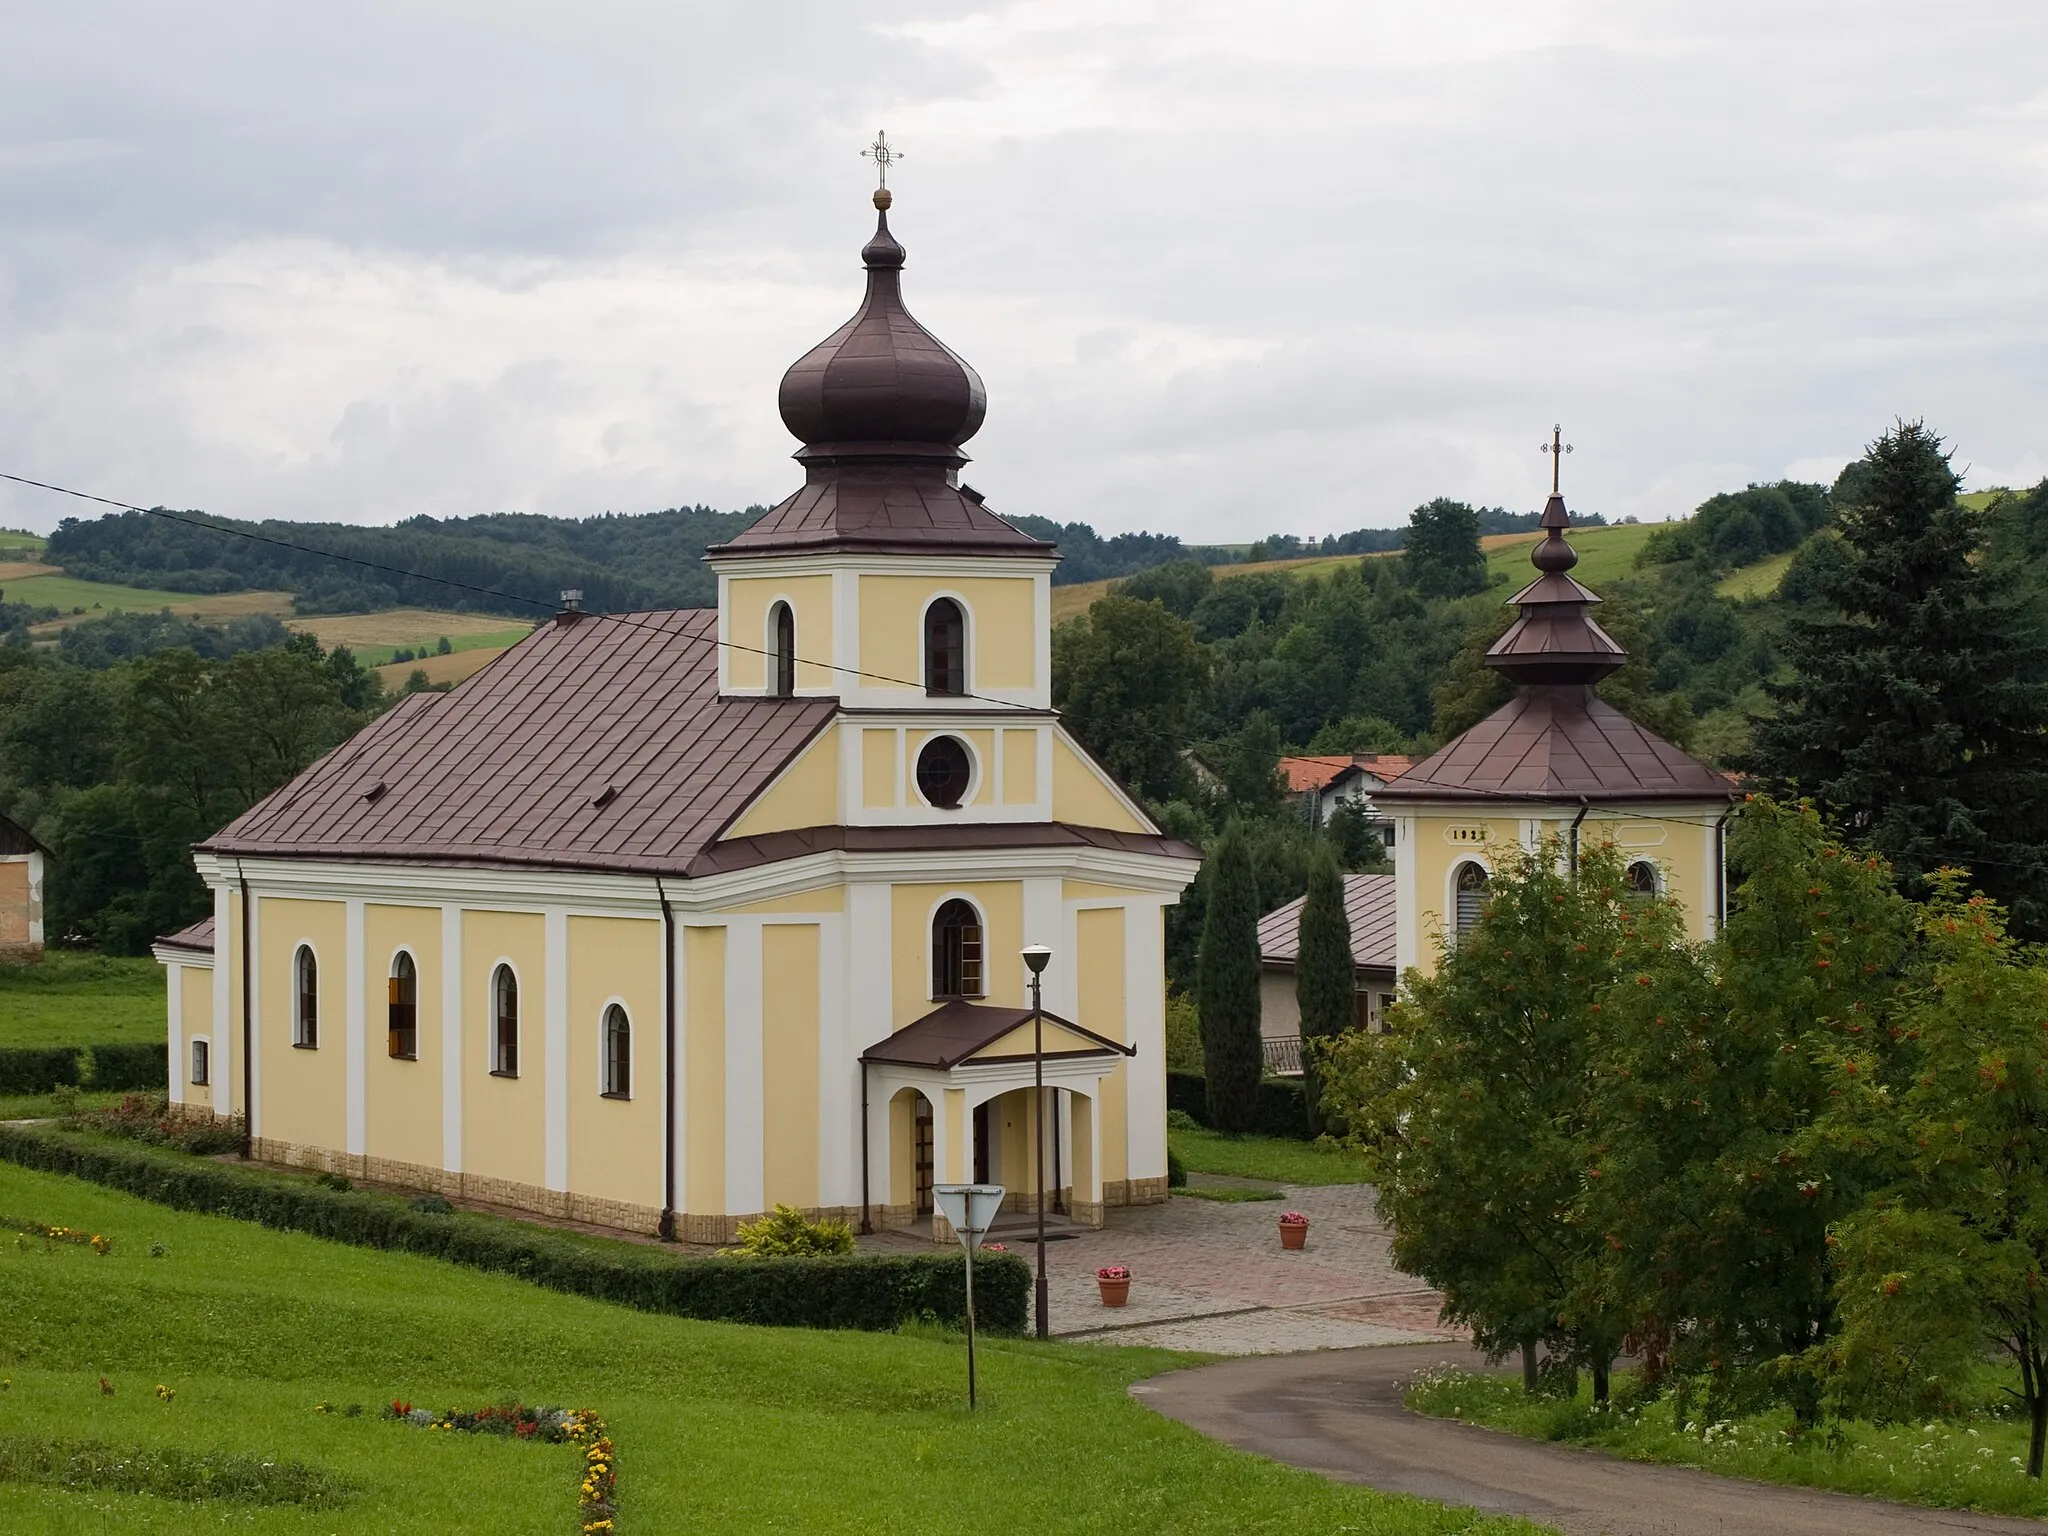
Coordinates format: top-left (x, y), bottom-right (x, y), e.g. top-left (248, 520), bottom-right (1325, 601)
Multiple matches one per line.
top-left (0, 471), bottom-right (1042, 712)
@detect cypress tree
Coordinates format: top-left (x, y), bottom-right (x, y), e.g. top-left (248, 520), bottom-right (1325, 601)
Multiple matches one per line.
top-left (1197, 820), bottom-right (1264, 1133)
top-left (1749, 422), bottom-right (2048, 936)
top-left (1295, 844), bottom-right (1355, 1134)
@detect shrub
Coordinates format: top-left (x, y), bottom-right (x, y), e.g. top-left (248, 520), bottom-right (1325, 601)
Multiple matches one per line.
top-left (1166, 1071), bottom-right (1311, 1140)
top-left (0, 1043), bottom-right (166, 1096)
top-left (725, 1203), bottom-right (855, 1257)
top-left (67, 1093), bottom-right (243, 1155)
top-left (0, 1124), bottom-right (1029, 1334)
top-left (1165, 1107), bottom-right (1201, 1132)
top-left (407, 1194), bottom-right (454, 1215)
top-left (84, 1043), bottom-right (168, 1092)
top-left (1167, 1147), bottom-right (1188, 1188)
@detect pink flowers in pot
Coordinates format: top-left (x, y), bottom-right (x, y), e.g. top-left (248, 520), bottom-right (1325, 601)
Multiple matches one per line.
top-left (1278, 1211), bottom-right (1309, 1250)
top-left (1096, 1264), bottom-right (1132, 1306)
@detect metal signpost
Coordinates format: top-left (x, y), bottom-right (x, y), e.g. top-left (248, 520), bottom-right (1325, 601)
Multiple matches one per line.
top-left (932, 1182), bottom-right (1005, 1409)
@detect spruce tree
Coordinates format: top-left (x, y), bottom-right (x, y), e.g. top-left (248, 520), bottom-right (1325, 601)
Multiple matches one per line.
top-left (1749, 422), bottom-right (2048, 936)
top-left (1295, 844), bottom-right (1355, 1135)
top-left (1197, 820), bottom-right (1264, 1133)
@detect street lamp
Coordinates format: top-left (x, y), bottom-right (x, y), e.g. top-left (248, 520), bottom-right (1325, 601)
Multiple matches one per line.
top-left (1021, 941), bottom-right (1053, 1339)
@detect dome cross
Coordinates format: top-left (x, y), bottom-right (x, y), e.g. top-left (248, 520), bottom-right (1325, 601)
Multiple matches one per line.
top-left (1541, 423), bottom-right (1574, 495)
top-left (863, 130), bottom-right (901, 192)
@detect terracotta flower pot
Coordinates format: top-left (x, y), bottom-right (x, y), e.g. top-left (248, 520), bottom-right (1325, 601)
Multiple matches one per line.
top-left (1098, 1278), bottom-right (1131, 1307)
top-left (1279, 1219), bottom-right (1308, 1250)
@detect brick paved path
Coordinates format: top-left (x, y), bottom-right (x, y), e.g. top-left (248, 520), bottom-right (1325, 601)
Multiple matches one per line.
top-left (867, 1179), bottom-right (1461, 1353)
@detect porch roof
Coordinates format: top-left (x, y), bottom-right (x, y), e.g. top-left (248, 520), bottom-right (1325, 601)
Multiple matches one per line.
top-left (861, 1000), bottom-right (1135, 1071)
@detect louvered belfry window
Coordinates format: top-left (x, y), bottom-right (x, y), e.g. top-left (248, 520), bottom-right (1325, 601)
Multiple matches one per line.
top-left (932, 899), bottom-right (985, 999)
top-left (924, 598), bottom-right (965, 696)
top-left (1453, 862), bottom-right (1489, 940)
top-left (771, 602), bottom-right (795, 698)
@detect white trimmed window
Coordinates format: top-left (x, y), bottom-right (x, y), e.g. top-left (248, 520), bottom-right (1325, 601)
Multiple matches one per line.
top-left (491, 964), bottom-right (519, 1077)
top-left (293, 944), bottom-right (319, 1049)
top-left (932, 899), bottom-right (985, 999)
top-left (1453, 861), bottom-right (1489, 939)
top-left (190, 1037), bottom-right (210, 1086)
top-left (601, 1004), bottom-right (631, 1099)
top-left (387, 952), bottom-right (418, 1060)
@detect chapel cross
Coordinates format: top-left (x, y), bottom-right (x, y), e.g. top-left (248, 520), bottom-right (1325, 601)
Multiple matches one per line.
top-left (1541, 423), bottom-right (1574, 495)
top-left (863, 131), bottom-right (901, 191)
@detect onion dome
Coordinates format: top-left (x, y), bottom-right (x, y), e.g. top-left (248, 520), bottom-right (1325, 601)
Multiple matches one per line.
top-left (709, 186), bottom-right (1052, 561)
top-left (776, 187), bottom-right (988, 462)
top-left (1483, 492), bottom-right (1628, 684)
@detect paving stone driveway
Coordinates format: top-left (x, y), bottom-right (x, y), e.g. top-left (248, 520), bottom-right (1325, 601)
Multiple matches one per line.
top-left (872, 1180), bottom-right (1461, 1354)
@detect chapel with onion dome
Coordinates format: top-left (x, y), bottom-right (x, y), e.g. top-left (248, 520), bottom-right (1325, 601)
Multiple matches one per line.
top-left (1373, 436), bottom-right (1737, 974)
top-left (152, 160), bottom-right (1198, 1246)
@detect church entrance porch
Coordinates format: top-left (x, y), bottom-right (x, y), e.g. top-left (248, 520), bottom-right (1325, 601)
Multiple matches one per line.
top-left (861, 999), bottom-right (1136, 1241)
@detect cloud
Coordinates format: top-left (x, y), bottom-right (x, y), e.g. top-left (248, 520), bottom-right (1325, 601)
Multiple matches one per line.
top-left (1, 1), bottom-right (2044, 542)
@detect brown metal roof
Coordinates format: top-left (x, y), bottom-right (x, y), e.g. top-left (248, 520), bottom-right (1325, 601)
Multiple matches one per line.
top-left (689, 822), bottom-right (1200, 880)
top-left (156, 915), bottom-right (215, 954)
top-left (200, 610), bottom-right (838, 877)
top-left (860, 999), bottom-right (1133, 1070)
top-left (0, 812), bottom-right (48, 857)
top-left (1376, 685), bottom-right (1735, 804)
top-left (711, 463), bottom-right (1053, 560)
top-left (1256, 874), bottom-right (1395, 976)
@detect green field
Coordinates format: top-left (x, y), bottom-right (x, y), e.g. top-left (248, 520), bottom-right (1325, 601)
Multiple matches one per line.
top-left (1481, 520), bottom-right (1665, 590)
top-left (0, 1163), bottom-right (1537, 1535)
top-left (3, 572), bottom-right (211, 615)
top-left (349, 627), bottom-right (533, 668)
top-left (1716, 548), bottom-right (1796, 600)
top-left (1168, 1128), bottom-right (1369, 1186)
top-left (0, 954), bottom-right (164, 1048)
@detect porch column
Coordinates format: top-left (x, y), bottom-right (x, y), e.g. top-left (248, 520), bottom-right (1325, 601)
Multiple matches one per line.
top-left (1070, 1091), bottom-right (1102, 1226)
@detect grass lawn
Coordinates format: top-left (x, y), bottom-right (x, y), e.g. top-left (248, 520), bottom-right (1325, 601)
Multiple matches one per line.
top-left (0, 954), bottom-right (165, 1048)
top-left (346, 627), bottom-right (531, 668)
top-left (1409, 1366), bottom-right (2048, 1520)
top-left (1173, 1184), bottom-right (1282, 1203)
top-left (3, 572), bottom-right (212, 616)
top-left (1481, 520), bottom-right (1664, 590)
top-left (1169, 1127), bottom-right (1369, 1186)
top-left (0, 1164), bottom-right (1539, 1535)
top-left (0, 1091), bottom-right (125, 1122)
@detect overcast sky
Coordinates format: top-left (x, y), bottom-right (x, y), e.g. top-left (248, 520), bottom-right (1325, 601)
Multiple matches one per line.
top-left (1, 2), bottom-right (2043, 543)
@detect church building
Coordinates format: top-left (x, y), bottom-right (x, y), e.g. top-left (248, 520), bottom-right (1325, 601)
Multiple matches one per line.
top-left (1374, 466), bottom-right (1736, 966)
top-left (153, 180), bottom-right (1200, 1242)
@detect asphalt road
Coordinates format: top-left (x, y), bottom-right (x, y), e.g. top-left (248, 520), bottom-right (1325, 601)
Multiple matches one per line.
top-left (1134, 1341), bottom-right (2044, 1536)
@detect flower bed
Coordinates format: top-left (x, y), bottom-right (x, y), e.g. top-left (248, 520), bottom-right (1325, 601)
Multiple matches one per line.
top-left (4, 1213), bottom-right (111, 1253)
top-left (384, 1401), bottom-right (615, 1532)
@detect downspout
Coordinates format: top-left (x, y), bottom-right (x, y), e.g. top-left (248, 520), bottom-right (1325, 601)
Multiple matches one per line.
top-left (655, 876), bottom-right (677, 1242)
top-left (235, 860), bottom-right (253, 1160)
top-left (1713, 807), bottom-right (1733, 936)
top-left (859, 1060), bottom-right (872, 1235)
top-left (1567, 799), bottom-right (1590, 875)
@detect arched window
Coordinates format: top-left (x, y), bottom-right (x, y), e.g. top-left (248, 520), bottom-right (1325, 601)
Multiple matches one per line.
top-left (491, 964), bottom-right (519, 1077)
top-left (293, 945), bottom-right (319, 1049)
top-left (924, 598), bottom-right (965, 697)
top-left (387, 952), bottom-right (418, 1060)
top-left (932, 899), bottom-right (985, 999)
top-left (601, 1004), bottom-right (631, 1099)
top-left (1453, 862), bottom-right (1489, 940)
top-left (190, 1037), bottom-right (210, 1086)
top-left (1624, 860), bottom-right (1660, 905)
top-left (770, 601), bottom-right (795, 698)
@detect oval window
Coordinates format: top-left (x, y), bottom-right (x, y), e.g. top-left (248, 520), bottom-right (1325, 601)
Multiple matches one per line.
top-left (915, 736), bottom-right (972, 809)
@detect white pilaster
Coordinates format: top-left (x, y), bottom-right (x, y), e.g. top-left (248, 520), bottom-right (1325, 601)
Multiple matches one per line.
top-left (833, 566), bottom-right (858, 700)
top-left (165, 962), bottom-right (184, 1108)
top-left (246, 892), bottom-right (262, 1137)
top-left (724, 916), bottom-right (766, 1216)
top-left (544, 905), bottom-right (569, 1191)
top-left (1394, 814), bottom-right (1420, 974)
top-left (345, 897), bottom-right (365, 1155)
top-left (211, 885), bottom-right (232, 1117)
top-left (440, 904), bottom-right (463, 1173)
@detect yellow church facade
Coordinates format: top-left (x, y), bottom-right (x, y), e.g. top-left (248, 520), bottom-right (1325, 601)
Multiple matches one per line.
top-left (155, 186), bottom-right (1198, 1243)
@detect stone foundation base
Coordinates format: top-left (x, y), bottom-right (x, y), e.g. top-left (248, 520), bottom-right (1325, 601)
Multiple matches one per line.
top-left (0, 941), bottom-right (43, 964)
top-left (249, 1136), bottom-right (861, 1245)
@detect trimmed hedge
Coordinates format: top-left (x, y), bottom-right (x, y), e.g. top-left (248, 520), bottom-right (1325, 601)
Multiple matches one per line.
top-left (0, 1045), bottom-right (167, 1096)
top-left (0, 1048), bottom-right (81, 1096)
top-left (81, 1044), bottom-right (167, 1092)
top-left (0, 1125), bottom-right (1030, 1334)
top-left (1166, 1070), bottom-right (1311, 1140)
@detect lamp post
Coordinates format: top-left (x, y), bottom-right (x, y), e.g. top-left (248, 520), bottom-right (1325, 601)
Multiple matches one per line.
top-left (1021, 942), bottom-right (1053, 1339)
